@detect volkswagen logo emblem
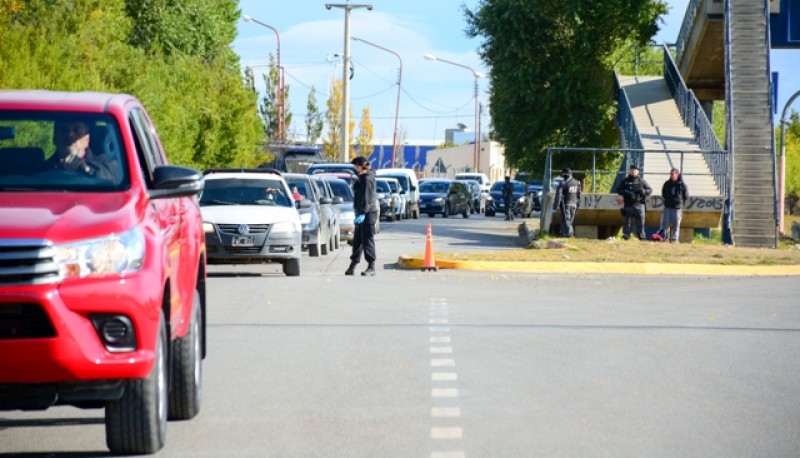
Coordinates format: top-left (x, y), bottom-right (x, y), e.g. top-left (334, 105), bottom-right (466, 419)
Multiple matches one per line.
top-left (237, 224), bottom-right (250, 235)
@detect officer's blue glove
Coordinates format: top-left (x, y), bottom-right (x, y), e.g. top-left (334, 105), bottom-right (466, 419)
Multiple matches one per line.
top-left (354, 214), bottom-right (365, 225)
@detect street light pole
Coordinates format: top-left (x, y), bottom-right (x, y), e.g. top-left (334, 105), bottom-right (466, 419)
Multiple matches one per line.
top-left (326, 1), bottom-right (373, 163)
top-left (242, 15), bottom-right (284, 141)
top-left (352, 36), bottom-right (402, 168)
top-left (423, 53), bottom-right (483, 172)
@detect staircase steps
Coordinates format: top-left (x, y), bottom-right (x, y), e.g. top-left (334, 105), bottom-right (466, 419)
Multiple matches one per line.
top-left (726, 0), bottom-right (777, 248)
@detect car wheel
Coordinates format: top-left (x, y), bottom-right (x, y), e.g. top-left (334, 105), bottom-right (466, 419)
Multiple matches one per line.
top-left (106, 314), bottom-right (167, 454)
top-left (428, 213), bottom-right (435, 218)
top-left (309, 230), bottom-right (322, 257)
top-left (463, 204), bottom-right (470, 218)
top-left (334, 232), bottom-right (341, 250)
top-left (442, 204), bottom-right (449, 218)
top-left (321, 232), bottom-right (329, 255)
top-left (283, 258), bottom-right (300, 276)
top-left (168, 292), bottom-right (202, 421)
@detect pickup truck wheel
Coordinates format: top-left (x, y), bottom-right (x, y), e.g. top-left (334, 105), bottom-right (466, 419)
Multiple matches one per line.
top-left (283, 258), bottom-right (301, 276)
top-left (169, 292), bottom-right (202, 420)
top-left (106, 315), bottom-right (167, 455)
top-left (463, 205), bottom-right (470, 218)
top-left (309, 230), bottom-right (322, 257)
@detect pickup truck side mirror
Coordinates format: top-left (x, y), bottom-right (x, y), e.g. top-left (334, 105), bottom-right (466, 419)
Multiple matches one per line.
top-left (150, 165), bottom-right (204, 199)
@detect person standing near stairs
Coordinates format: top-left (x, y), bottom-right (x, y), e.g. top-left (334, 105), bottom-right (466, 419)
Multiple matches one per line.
top-left (660, 168), bottom-right (689, 243)
top-left (553, 168), bottom-right (582, 237)
top-left (616, 164), bottom-right (652, 240)
top-left (346, 156), bottom-right (378, 277)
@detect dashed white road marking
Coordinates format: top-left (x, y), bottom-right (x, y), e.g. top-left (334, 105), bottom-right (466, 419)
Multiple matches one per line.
top-left (431, 388), bottom-right (459, 398)
top-left (432, 372), bottom-right (458, 381)
top-left (430, 346), bottom-right (453, 354)
top-left (430, 327), bottom-right (450, 332)
top-left (430, 336), bottom-right (451, 343)
top-left (429, 319), bottom-right (449, 324)
top-left (430, 359), bottom-right (455, 367)
top-left (431, 407), bottom-right (461, 418)
top-left (431, 427), bottom-right (463, 439)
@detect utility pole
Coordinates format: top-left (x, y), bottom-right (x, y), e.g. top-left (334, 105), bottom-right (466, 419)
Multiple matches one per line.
top-left (326, 1), bottom-right (373, 162)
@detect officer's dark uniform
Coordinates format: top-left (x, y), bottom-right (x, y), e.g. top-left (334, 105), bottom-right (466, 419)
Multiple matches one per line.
top-left (502, 177), bottom-right (514, 220)
top-left (350, 168), bottom-right (378, 274)
top-left (553, 168), bottom-right (581, 237)
top-left (616, 165), bottom-right (652, 240)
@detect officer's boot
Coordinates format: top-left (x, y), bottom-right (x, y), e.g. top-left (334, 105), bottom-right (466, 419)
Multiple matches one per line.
top-left (361, 263), bottom-right (375, 276)
top-left (345, 262), bottom-right (357, 276)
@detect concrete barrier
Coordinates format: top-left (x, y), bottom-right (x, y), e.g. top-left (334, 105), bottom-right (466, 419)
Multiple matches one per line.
top-left (547, 193), bottom-right (724, 240)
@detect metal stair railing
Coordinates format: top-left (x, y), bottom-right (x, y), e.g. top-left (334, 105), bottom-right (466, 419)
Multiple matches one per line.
top-left (613, 74), bottom-right (646, 193)
top-left (723, 0), bottom-right (735, 244)
top-left (762, 0), bottom-right (780, 236)
top-left (676, 0), bottom-right (702, 66)
top-left (662, 43), bottom-right (727, 196)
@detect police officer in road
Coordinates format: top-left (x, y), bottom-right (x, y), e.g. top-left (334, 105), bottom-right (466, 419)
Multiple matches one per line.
top-left (346, 156), bottom-right (378, 276)
top-left (502, 176), bottom-right (514, 220)
top-left (553, 167), bottom-right (582, 237)
top-left (616, 164), bottom-right (652, 240)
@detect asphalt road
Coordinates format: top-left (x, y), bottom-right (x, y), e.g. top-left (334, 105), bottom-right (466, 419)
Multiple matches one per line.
top-left (2, 214), bottom-right (799, 457)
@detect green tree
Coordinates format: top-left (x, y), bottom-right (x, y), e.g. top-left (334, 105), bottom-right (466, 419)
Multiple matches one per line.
top-left (464, 0), bottom-right (668, 174)
top-left (785, 111), bottom-right (800, 211)
top-left (256, 54), bottom-right (291, 143)
top-left (305, 86), bottom-right (324, 144)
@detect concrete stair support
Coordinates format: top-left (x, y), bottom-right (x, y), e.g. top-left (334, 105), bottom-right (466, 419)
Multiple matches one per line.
top-left (727, 0), bottom-right (777, 248)
top-left (618, 76), bottom-right (720, 196)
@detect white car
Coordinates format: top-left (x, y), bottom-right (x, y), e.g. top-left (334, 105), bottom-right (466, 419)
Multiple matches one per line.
top-left (200, 168), bottom-right (303, 276)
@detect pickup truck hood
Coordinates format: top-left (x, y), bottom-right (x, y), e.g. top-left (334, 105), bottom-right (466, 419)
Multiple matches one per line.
top-left (0, 192), bottom-right (139, 243)
top-left (201, 205), bottom-right (299, 225)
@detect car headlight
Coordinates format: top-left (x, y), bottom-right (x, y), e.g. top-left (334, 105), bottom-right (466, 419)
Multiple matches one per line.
top-left (54, 226), bottom-right (145, 279)
top-left (486, 196), bottom-right (493, 201)
top-left (271, 221), bottom-right (298, 234)
top-left (434, 197), bottom-right (444, 203)
top-left (203, 222), bottom-right (215, 233)
top-left (299, 212), bottom-right (312, 224)
top-left (518, 196), bottom-right (527, 203)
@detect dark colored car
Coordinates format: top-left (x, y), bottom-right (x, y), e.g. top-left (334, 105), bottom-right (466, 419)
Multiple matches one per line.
top-left (456, 178), bottom-right (488, 214)
top-left (0, 90), bottom-right (206, 455)
top-left (375, 178), bottom-right (396, 221)
top-left (419, 179), bottom-right (471, 218)
top-left (306, 162), bottom-right (358, 177)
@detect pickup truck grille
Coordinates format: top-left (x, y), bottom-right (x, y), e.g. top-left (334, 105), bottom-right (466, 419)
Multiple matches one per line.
top-left (0, 240), bottom-right (61, 286)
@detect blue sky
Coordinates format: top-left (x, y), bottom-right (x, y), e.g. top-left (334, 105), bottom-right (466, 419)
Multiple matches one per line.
top-left (232, 0), bottom-right (799, 145)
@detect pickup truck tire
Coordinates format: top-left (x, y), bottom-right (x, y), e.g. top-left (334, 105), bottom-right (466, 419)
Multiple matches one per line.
top-left (283, 258), bottom-right (300, 276)
top-left (105, 314), bottom-right (168, 455)
top-left (168, 292), bottom-right (202, 420)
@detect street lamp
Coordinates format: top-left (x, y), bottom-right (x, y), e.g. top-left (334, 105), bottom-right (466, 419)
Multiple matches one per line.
top-left (424, 53), bottom-right (484, 172)
top-left (326, 1), bottom-right (373, 163)
top-left (352, 36), bottom-right (402, 168)
top-left (243, 15), bottom-right (285, 142)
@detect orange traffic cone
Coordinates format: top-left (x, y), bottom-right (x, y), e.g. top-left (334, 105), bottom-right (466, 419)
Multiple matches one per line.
top-left (421, 224), bottom-right (438, 272)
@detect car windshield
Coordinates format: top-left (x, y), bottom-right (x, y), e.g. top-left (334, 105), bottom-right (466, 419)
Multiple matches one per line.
top-left (385, 180), bottom-right (399, 192)
top-left (420, 181), bottom-right (449, 193)
top-left (200, 178), bottom-right (292, 207)
top-left (0, 112), bottom-right (128, 192)
top-left (385, 175), bottom-right (409, 191)
top-left (376, 180), bottom-right (391, 193)
top-left (490, 181), bottom-right (525, 193)
top-left (326, 179), bottom-right (353, 201)
top-left (285, 178), bottom-right (317, 202)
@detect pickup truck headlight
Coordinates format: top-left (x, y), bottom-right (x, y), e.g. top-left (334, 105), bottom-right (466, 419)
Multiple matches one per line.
top-left (434, 197), bottom-right (444, 204)
top-left (54, 227), bottom-right (145, 279)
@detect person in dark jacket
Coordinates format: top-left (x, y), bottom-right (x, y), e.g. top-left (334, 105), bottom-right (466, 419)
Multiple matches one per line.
top-left (660, 168), bottom-right (690, 243)
top-left (616, 164), bottom-right (652, 240)
top-left (346, 156), bottom-right (378, 276)
top-left (47, 121), bottom-right (120, 182)
top-left (502, 176), bottom-right (514, 220)
top-left (552, 167), bottom-right (582, 237)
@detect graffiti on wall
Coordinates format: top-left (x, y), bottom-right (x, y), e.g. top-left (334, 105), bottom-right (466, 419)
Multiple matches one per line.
top-left (578, 194), bottom-right (724, 212)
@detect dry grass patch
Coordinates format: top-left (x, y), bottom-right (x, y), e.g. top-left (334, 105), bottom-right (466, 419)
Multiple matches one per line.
top-left (436, 214), bottom-right (800, 266)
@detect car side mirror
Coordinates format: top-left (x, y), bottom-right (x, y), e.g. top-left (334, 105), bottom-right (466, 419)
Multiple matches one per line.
top-left (332, 196), bottom-right (343, 205)
top-left (296, 198), bottom-right (312, 209)
top-left (320, 197), bottom-right (332, 205)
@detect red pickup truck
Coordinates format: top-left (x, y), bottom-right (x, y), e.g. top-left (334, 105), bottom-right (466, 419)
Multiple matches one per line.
top-left (0, 90), bottom-right (207, 455)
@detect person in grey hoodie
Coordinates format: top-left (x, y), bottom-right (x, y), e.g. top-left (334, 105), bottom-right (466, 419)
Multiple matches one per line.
top-left (660, 168), bottom-right (690, 243)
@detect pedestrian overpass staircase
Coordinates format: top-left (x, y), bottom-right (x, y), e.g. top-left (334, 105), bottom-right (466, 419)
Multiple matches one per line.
top-left (616, 0), bottom-right (778, 247)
